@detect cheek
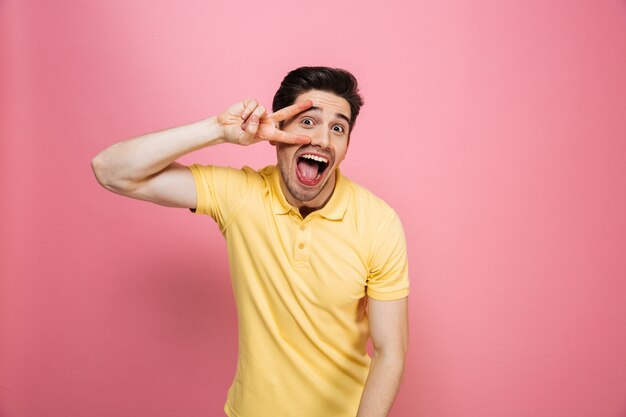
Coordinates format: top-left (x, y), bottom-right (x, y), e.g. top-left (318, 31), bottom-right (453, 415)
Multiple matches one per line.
top-left (277, 146), bottom-right (297, 164)
top-left (336, 144), bottom-right (349, 163)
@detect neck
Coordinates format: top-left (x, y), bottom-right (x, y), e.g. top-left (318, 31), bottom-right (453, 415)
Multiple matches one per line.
top-left (299, 206), bottom-right (318, 218)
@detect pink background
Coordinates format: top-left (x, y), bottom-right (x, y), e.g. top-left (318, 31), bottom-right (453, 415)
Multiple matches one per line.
top-left (2, 1), bottom-right (626, 416)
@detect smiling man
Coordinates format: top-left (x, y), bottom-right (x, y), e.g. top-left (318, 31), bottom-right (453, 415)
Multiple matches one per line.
top-left (92, 67), bottom-right (409, 417)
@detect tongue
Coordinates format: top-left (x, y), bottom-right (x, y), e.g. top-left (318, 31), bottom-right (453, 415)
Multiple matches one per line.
top-left (297, 159), bottom-right (319, 181)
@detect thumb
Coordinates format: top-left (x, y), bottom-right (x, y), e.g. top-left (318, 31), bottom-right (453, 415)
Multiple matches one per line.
top-left (235, 129), bottom-right (253, 145)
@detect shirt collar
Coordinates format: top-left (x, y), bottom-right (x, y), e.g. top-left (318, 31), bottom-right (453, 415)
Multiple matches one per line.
top-left (268, 165), bottom-right (349, 220)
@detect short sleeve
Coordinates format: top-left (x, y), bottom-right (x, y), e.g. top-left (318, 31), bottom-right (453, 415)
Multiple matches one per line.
top-left (187, 164), bottom-right (251, 231)
top-left (366, 211), bottom-right (410, 301)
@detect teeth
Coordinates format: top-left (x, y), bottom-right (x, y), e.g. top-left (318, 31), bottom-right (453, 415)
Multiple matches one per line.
top-left (300, 154), bottom-right (329, 164)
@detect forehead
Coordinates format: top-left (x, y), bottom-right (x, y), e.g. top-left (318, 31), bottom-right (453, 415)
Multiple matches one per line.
top-left (293, 90), bottom-right (351, 120)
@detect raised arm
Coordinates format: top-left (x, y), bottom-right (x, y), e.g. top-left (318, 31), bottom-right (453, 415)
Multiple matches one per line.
top-left (90, 98), bottom-right (313, 208)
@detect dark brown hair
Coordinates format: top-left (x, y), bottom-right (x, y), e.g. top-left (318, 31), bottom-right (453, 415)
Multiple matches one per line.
top-left (272, 66), bottom-right (364, 131)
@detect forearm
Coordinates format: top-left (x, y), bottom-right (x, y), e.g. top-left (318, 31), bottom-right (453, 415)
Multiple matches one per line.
top-left (92, 116), bottom-right (223, 189)
top-left (356, 352), bottom-right (405, 417)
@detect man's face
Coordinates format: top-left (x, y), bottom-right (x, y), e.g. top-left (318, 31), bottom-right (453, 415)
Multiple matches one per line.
top-left (275, 90), bottom-right (351, 209)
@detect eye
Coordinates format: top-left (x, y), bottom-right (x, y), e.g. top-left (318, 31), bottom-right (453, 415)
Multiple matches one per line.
top-left (332, 124), bottom-right (346, 134)
top-left (300, 117), bottom-right (315, 127)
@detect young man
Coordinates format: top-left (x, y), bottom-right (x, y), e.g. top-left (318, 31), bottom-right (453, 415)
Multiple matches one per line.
top-left (92, 67), bottom-right (409, 417)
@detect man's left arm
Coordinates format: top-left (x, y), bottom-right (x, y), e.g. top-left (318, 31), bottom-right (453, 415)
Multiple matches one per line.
top-left (356, 296), bottom-right (408, 417)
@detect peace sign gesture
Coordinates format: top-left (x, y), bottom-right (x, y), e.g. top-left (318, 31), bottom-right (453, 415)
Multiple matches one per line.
top-left (217, 98), bottom-right (313, 146)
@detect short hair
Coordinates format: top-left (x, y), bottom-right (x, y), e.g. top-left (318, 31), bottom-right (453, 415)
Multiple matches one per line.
top-left (272, 66), bottom-right (364, 131)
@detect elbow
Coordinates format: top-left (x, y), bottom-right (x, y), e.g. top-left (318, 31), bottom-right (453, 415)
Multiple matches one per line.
top-left (90, 152), bottom-right (128, 193)
top-left (373, 342), bottom-right (408, 365)
top-left (374, 348), bottom-right (407, 364)
top-left (91, 153), bottom-right (108, 187)
top-left (91, 153), bottom-right (114, 190)
top-left (371, 347), bottom-right (406, 381)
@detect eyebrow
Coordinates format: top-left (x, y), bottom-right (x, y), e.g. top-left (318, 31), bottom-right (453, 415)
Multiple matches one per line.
top-left (301, 106), bottom-right (351, 126)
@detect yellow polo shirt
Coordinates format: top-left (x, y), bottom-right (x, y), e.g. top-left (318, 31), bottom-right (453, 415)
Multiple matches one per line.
top-left (188, 164), bottom-right (409, 417)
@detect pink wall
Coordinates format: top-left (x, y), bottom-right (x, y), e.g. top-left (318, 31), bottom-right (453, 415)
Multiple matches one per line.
top-left (2, 1), bottom-right (626, 416)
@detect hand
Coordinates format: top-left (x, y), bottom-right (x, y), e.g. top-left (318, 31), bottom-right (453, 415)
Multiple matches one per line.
top-left (217, 98), bottom-right (313, 146)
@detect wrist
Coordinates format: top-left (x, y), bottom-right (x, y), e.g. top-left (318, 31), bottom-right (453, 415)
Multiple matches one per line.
top-left (204, 116), bottom-right (227, 146)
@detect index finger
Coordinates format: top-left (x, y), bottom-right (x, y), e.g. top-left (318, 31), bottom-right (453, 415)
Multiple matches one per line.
top-left (269, 99), bottom-right (313, 122)
top-left (267, 129), bottom-right (311, 145)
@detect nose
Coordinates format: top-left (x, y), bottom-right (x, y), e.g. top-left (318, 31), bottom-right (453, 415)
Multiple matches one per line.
top-left (310, 126), bottom-right (331, 149)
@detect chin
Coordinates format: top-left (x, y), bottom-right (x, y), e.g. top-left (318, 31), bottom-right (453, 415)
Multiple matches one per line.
top-left (286, 180), bottom-right (326, 203)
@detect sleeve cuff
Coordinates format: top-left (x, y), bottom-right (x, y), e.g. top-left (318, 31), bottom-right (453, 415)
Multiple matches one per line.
top-left (366, 288), bottom-right (409, 301)
top-left (187, 164), bottom-right (210, 215)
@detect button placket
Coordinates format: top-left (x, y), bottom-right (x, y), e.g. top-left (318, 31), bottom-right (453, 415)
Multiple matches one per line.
top-left (294, 220), bottom-right (311, 264)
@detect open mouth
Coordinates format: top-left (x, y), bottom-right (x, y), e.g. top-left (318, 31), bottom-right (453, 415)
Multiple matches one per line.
top-left (295, 153), bottom-right (330, 186)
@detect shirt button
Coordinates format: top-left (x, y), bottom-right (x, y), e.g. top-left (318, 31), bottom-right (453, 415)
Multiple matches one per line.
top-left (299, 225), bottom-right (306, 231)
top-left (298, 243), bottom-right (305, 249)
